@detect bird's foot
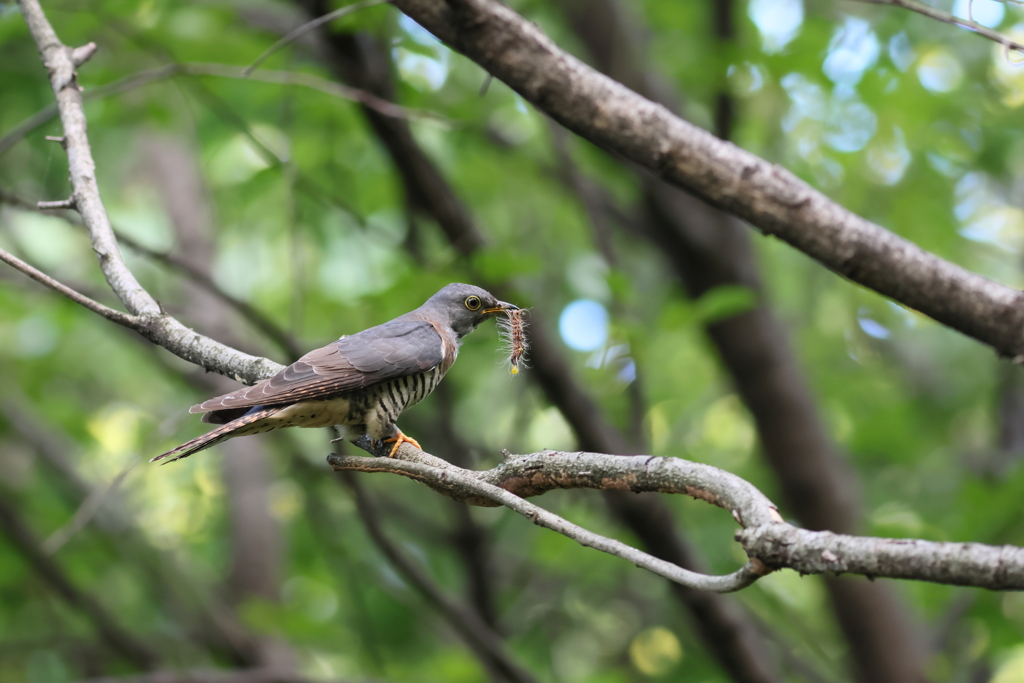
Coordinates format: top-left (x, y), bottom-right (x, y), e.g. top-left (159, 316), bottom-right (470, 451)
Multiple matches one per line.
top-left (384, 428), bottom-right (422, 458)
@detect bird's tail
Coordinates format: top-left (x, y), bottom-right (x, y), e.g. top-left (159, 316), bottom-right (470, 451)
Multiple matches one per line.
top-left (151, 407), bottom-right (279, 464)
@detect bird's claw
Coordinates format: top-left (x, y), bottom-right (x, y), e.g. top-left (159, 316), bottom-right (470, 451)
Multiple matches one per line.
top-left (384, 429), bottom-right (422, 458)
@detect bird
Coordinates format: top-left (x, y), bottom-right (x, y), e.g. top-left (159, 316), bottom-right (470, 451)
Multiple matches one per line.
top-left (152, 284), bottom-right (518, 464)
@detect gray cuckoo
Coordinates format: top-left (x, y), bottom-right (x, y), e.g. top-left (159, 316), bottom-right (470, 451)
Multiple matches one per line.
top-left (152, 284), bottom-right (518, 464)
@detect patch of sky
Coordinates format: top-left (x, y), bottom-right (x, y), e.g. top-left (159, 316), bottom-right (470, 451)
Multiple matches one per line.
top-left (781, 73), bottom-right (876, 154)
top-left (867, 126), bottom-right (912, 185)
top-left (991, 25), bottom-right (1024, 108)
top-left (395, 14), bottom-right (450, 92)
top-left (559, 299), bottom-right (609, 352)
top-left (727, 63), bottom-right (765, 95)
top-left (822, 17), bottom-right (879, 86)
top-left (917, 48), bottom-right (963, 93)
top-left (857, 310), bottom-right (891, 339)
top-left (585, 343), bottom-right (636, 384)
top-left (781, 73), bottom-right (827, 133)
top-left (953, 0), bottom-right (1004, 28)
top-left (395, 48), bottom-right (450, 92)
top-left (888, 32), bottom-right (916, 72)
top-left (955, 173), bottom-right (1024, 251)
top-left (398, 13), bottom-right (439, 45)
top-left (824, 98), bottom-right (877, 153)
top-left (748, 0), bottom-right (803, 53)
top-left (927, 153), bottom-right (964, 178)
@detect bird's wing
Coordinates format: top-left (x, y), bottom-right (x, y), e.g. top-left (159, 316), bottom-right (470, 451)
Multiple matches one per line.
top-left (190, 319), bottom-right (444, 414)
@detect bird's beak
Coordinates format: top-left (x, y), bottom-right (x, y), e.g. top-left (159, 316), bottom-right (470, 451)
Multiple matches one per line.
top-left (482, 301), bottom-right (519, 315)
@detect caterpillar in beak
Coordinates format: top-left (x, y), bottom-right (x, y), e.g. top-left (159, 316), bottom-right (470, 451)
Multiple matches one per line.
top-left (497, 308), bottom-right (529, 375)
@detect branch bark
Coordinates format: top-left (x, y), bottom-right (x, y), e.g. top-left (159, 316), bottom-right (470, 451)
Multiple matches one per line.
top-left (331, 446), bottom-right (1024, 591)
top-left (391, 0), bottom-right (1024, 359)
top-left (14, 0), bottom-right (286, 385)
top-left (557, 2), bottom-right (928, 680)
top-left (332, 446), bottom-right (769, 592)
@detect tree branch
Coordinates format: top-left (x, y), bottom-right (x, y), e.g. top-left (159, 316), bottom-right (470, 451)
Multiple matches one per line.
top-left (78, 669), bottom-right (363, 683)
top-left (856, 0), bottom-right (1024, 53)
top-left (0, 492), bottom-right (160, 669)
top-left (12, 0), bottom-right (284, 385)
top-left (340, 472), bottom-right (539, 683)
top-left (0, 61), bottom-right (447, 158)
top-left (738, 525), bottom-right (1024, 591)
top-left (333, 447), bottom-right (1024, 591)
top-left (0, 246), bottom-right (139, 327)
top-left (332, 446), bottom-right (774, 593)
top-left (391, 0), bottom-right (1024, 359)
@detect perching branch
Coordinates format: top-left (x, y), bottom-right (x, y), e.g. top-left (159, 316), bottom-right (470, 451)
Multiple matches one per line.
top-left (331, 446), bottom-right (1024, 591)
top-left (331, 444), bottom-right (770, 593)
top-left (391, 0), bottom-right (1024, 359)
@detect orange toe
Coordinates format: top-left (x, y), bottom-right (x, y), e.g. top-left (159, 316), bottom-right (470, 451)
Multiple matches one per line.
top-left (384, 428), bottom-right (422, 458)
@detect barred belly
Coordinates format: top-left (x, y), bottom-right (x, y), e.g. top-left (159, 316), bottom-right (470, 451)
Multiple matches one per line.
top-left (361, 366), bottom-right (446, 441)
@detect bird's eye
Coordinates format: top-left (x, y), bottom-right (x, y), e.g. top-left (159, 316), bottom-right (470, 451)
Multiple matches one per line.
top-left (465, 296), bottom-right (482, 310)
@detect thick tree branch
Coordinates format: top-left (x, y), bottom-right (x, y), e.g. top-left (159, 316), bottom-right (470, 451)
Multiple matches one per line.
top-left (558, 3), bottom-right (927, 679)
top-left (392, 0), bottom-right (1024, 358)
top-left (286, 12), bottom-right (782, 678)
top-left (11, 0), bottom-right (283, 385)
top-left (331, 446), bottom-right (769, 592)
top-left (738, 525), bottom-right (1024, 591)
top-left (333, 447), bottom-right (1024, 591)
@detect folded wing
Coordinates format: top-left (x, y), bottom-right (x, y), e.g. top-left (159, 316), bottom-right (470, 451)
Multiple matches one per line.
top-left (191, 319), bottom-right (444, 420)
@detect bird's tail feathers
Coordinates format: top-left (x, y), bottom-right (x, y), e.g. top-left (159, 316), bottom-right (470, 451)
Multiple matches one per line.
top-left (151, 407), bottom-right (279, 464)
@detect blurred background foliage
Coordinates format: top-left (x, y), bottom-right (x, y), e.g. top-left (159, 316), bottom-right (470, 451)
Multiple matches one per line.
top-left (2, 0), bottom-right (1024, 681)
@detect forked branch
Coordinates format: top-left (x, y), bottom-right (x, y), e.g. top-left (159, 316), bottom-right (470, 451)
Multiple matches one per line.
top-left (332, 445), bottom-right (1024, 591)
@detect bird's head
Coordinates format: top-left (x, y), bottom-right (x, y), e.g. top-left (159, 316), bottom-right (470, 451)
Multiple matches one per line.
top-left (422, 283), bottom-right (518, 339)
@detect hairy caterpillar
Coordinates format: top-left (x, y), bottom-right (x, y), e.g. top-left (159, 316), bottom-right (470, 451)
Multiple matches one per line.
top-left (497, 308), bottom-right (529, 375)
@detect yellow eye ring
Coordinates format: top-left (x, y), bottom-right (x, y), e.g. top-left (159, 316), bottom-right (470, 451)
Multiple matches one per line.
top-left (465, 296), bottom-right (482, 310)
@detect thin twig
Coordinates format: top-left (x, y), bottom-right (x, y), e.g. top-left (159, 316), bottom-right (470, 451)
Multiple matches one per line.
top-left (0, 60), bottom-right (445, 159)
top-left (857, 0), bottom-right (1024, 53)
top-left (0, 492), bottom-right (160, 668)
top-left (243, 0), bottom-right (390, 75)
top-left (42, 459), bottom-right (139, 555)
top-left (341, 473), bottom-right (540, 683)
top-left (0, 247), bottom-right (139, 328)
top-left (0, 189), bottom-right (302, 360)
top-left (14, 0), bottom-right (284, 384)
